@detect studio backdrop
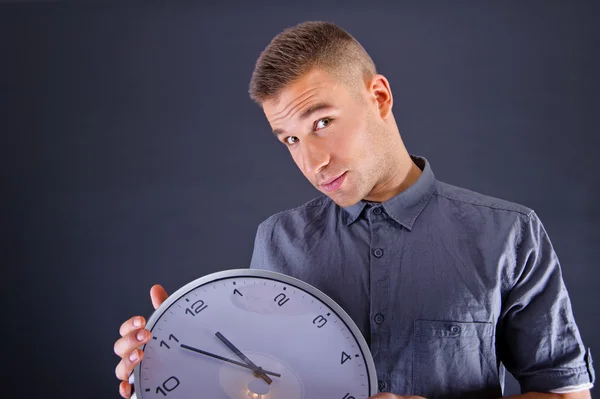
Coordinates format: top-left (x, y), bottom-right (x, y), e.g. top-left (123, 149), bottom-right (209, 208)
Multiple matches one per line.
top-left (1, 1), bottom-right (598, 398)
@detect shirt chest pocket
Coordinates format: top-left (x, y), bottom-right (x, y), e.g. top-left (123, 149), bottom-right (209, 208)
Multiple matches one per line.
top-left (412, 320), bottom-right (501, 399)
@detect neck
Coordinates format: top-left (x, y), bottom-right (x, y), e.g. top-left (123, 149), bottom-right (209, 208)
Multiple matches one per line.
top-left (363, 146), bottom-right (422, 204)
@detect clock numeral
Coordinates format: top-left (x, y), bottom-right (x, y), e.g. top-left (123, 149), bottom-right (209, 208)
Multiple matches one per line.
top-left (159, 334), bottom-right (179, 350)
top-left (156, 376), bottom-right (180, 396)
top-left (274, 293), bottom-right (289, 306)
top-left (342, 394), bottom-right (355, 399)
top-left (233, 288), bottom-right (243, 297)
top-left (313, 315), bottom-right (328, 328)
top-left (185, 300), bottom-right (208, 316)
top-left (341, 351), bottom-right (351, 364)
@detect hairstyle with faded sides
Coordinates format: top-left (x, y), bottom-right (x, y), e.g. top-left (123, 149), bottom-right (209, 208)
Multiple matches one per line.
top-left (248, 21), bottom-right (377, 105)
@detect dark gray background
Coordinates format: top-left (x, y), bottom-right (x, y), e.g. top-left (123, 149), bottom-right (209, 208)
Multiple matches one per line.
top-left (1, 1), bottom-right (598, 397)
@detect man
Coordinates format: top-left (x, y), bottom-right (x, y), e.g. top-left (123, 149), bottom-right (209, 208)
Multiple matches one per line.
top-left (113, 21), bottom-right (595, 399)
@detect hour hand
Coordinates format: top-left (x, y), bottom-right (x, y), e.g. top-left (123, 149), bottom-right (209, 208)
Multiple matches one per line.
top-left (215, 331), bottom-right (273, 384)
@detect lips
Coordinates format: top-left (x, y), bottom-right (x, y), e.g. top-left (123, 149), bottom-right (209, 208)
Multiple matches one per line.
top-left (320, 172), bottom-right (346, 193)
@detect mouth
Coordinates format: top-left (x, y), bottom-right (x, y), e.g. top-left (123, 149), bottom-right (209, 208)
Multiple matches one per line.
top-left (320, 172), bottom-right (347, 193)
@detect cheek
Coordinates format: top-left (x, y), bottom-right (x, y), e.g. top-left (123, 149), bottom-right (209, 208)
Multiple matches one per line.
top-left (288, 150), bottom-right (302, 170)
top-left (330, 122), bottom-right (368, 159)
top-left (336, 127), bottom-right (373, 164)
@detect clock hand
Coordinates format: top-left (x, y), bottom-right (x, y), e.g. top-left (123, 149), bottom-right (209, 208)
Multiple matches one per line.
top-left (180, 344), bottom-right (281, 378)
top-left (215, 331), bottom-right (273, 385)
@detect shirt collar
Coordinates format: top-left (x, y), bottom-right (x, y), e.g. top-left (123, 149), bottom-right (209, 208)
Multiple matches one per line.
top-left (341, 155), bottom-right (436, 230)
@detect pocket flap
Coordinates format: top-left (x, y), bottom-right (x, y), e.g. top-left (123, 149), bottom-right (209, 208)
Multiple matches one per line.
top-left (415, 320), bottom-right (493, 338)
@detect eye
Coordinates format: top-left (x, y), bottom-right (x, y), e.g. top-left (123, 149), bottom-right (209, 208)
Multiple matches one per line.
top-left (315, 118), bottom-right (332, 130)
top-left (285, 136), bottom-right (299, 145)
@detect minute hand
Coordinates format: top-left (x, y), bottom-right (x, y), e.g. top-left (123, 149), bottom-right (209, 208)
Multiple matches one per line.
top-left (215, 331), bottom-right (273, 384)
top-left (179, 343), bottom-right (281, 378)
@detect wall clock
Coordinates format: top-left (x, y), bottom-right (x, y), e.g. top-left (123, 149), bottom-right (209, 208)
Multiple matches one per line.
top-left (132, 268), bottom-right (377, 399)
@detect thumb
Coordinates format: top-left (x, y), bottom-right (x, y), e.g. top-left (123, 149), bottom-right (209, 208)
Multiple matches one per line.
top-left (150, 284), bottom-right (169, 310)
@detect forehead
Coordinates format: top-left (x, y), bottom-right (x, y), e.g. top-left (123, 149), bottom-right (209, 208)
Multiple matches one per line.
top-left (263, 68), bottom-right (349, 124)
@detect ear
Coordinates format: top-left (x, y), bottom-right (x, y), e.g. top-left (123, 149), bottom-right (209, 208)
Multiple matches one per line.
top-left (368, 74), bottom-right (393, 119)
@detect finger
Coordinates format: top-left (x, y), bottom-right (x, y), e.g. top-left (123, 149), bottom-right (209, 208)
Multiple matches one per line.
top-left (150, 284), bottom-right (169, 309)
top-left (119, 316), bottom-right (146, 337)
top-left (115, 348), bottom-right (144, 381)
top-left (114, 328), bottom-right (151, 358)
top-left (119, 380), bottom-right (132, 399)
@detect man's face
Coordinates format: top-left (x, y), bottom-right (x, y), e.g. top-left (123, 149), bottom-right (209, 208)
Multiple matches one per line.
top-left (263, 68), bottom-right (391, 207)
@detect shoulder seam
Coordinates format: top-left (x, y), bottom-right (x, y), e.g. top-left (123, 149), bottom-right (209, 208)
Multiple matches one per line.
top-left (261, 196), bottom-right (330, 223)
top-left (433, 190), bottom-right (533, 217)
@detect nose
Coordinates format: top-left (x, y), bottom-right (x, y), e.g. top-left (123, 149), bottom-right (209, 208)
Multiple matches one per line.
top-left (299, 136), bottom-right (330, 176)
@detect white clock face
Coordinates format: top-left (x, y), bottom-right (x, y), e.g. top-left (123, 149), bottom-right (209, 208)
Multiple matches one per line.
top-left (133, 269), bottom-right (377, 399)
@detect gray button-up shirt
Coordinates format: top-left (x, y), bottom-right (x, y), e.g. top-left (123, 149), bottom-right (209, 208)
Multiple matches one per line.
top-left (249, 155), bottom-right (595, 398)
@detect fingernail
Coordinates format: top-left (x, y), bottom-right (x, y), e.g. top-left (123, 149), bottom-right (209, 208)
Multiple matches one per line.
top-left (137, 330), bottom-right (146, 341)
top-left (129, 350), bottom-right (139, 362)
top-left (133, 317), bottom-right (141, 328)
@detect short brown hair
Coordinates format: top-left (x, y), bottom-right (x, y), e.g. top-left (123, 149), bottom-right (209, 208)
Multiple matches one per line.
top-left (248, 21), bottom-right (377, 105)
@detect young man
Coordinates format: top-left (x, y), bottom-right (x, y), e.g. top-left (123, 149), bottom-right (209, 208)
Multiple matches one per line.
top-left (113, 21), bottom-right (595, 399)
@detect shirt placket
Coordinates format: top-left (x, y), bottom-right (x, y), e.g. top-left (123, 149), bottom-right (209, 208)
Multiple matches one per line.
top-left (368, 205), bottom-right (391, 392)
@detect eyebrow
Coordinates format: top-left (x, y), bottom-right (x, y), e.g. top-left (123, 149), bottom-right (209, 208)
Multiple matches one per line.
top-left (272, 102), bottom-right (336, 136)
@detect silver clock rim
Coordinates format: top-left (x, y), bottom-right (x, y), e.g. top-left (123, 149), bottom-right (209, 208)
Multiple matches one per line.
top-left (132, 268), bottom-right (378, 398)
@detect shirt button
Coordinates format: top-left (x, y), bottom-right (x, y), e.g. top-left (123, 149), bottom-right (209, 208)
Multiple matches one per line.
top-left (373, 248), bottom-right (384, 258)
top-left (378, 380), bottom-right (388, 392)
top-left (373, 207), bottom-right (382, 215)
top-left (450, 325), bottom-right (461, 334)
top-left (374, 313), bottom-right (385, 324)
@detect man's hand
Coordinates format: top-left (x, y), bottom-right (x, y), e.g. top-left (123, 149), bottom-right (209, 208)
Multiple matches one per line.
top-left (369, 394), bottom-right (426, 399)
top-left (113, 284), bottom-right (169, 398)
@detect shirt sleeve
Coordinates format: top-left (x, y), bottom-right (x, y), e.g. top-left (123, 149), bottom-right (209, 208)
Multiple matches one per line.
top-left (497, 211), bottom-right (595, 393)
top-left (249, 221), bottom-right (269, 270)
top-left (249, 219), bottom-right (281, 272)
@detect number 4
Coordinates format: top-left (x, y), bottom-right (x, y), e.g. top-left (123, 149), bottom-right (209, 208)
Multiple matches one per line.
top-left (341, 351), bottom-right (351, 365)
top-left (343, 393), bottom-right (355, 399)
